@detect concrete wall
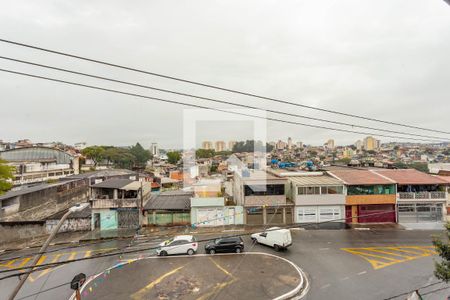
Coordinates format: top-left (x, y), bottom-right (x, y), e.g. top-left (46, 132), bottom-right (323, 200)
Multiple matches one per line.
top-left (0, 180), bottom-right (89, 221)
top-left (191, 206), bottom-right (244, 227)
top-left (244, 195), bottom-right (286, 207)
top-left (91, 209), bottom-right (118, 231)
top-left (295, 194), bottom-right (345, 206)
top-left (45, 218), bottom-right (91, 233)
top-left (0, 222), bottom-right (46, 245)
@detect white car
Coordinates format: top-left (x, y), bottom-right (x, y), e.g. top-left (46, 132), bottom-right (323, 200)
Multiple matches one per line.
top-left (156, 235), bottom-right (198, 256)
top-left (251, 227), bottom-right (292, 251)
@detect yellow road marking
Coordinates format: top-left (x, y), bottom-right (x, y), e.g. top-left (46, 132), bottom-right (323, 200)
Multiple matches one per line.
top-left (30, 254), bottom-right (63, 282)
top-left (196, 278), bottom-right (237, 300)
top-left (359, 248), bottom-right (414, 259)
top-left (131, 265), bottom-right (185, 300)
top-left (341, 246), bottom-right (437, 270)
top-left (68, 252), bottom-right (77, 260)
top-left (208, 257), bottom-right (233, 277)
top-left (16, 257), bottom-right (32, 268)
top-left (342, 249), bottom-right (401, 262)
top-left (0, 259), bottom-right (17, 268)
top-left (84, 250), bottom-right (92, 258)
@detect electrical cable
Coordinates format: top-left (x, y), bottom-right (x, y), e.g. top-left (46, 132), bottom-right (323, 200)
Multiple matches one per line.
top-left (0, 67), bottom-right (444, 143)
top-left (0, 55), bottom-right (447, 142)
top-left (0, 209), bottom-right (399, 279)
top-left (0, 37), bottom-right (448, 135)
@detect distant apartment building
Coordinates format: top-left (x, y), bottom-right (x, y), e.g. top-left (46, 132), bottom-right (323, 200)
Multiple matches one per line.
top-left (296, 141), bottom-right (303, 148)
top-left (74, 142), bottom-right (87, 151)
top-left (287, 137), bottom-right (293, 150)
top-left (324, 139), bottom-right (335, 150)
top-left (215, 141), bottom-right (226, 152)
top-left (202, 141), bottom-right (213, 150)
top-left (228, 141), bottom-right (237, 151)
top-left (276, 140), bottom-right (286, 150)
top-left (363, 136), bottom-right (380, 151)
top-left (0, 147), bottom-right (80, 186)
top-left (355, 140), bottom-right (363, 151)
top-left (150, 142), bottom-right (159, 157)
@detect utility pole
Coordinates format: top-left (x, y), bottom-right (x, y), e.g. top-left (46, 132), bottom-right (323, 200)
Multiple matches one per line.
top-left (8, 203), bottom-right (89, 300)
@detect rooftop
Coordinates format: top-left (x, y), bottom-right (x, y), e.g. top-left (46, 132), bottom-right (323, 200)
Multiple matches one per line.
top-left (91, 178), bottom-right (135, 189)
top-left (0, 180), bottom-right (79, 201)
top-left (288, 175), bottom-right (343, 186)
top-left (327, 170), bottom-right (394, 185)
top-left (374, 169), bottom-right (448, 185)
top-left (144, 191), bottom-right (193, 210)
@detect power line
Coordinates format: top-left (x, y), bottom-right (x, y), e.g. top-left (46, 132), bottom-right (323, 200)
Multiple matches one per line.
top-left (0, 209), bottom-right (398, 280)
top-left (383, 281), bottom-right (444, 299)
top-left (15, 281), bottom-right (71, 300)
top-left (0, 56), bottom-right (448, 142)
top-left (0, 38), bottom-right (448, 135)
top-left (0, 67), bottom-right (444, 143)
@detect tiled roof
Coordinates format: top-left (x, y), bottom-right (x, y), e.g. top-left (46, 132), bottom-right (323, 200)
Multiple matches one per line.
top-left (374, 169), bottom-right (448, 185)
top-left (327, 170), bottom-right (394, 185)
top-left (436, 176), bottom-right (450, 184)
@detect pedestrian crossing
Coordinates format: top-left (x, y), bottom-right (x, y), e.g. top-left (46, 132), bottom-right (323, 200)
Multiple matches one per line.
top-left (341, 246), bottom-right (437, 270)
top-left (0, 247), bottom-right (116, 282)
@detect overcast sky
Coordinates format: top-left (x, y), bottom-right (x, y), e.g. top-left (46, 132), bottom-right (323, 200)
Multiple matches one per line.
top-left (0, 0), bottom-right (449, 149)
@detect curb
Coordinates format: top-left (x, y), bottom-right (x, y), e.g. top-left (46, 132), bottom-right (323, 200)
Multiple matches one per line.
top-left (69, 252), bottom-right (309, 300)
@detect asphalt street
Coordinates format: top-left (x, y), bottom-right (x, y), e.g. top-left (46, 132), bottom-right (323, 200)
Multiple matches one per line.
top-left (0, 229), bottom-right (448, 300)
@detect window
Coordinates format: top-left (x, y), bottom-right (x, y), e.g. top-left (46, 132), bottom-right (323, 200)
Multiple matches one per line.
top-left (298, 185), bottom-right (343, 195)
top-left (347, 185), bottom-right (395, 195)
top-left (245, 184), bottom-right (285, 196)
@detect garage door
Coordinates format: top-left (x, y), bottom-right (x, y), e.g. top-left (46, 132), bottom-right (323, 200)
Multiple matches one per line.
top-left (318, 207), bottom-right (341, 222)
top-left (118, 209), bottom-right (139, 229)
top-left (358, 204), bottom-right (395, 223)
top-left (296, 207), bottom-right (318, 223)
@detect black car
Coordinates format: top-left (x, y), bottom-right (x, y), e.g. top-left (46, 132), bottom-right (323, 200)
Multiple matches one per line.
top-left (205, 237), bottom-right (244, 254)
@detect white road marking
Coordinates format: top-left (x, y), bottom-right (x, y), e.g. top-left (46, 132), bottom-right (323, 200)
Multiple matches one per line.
top-left (357, 271), bottom-right (367, 275)
top-left (320, 284), bottom-right (331, 289)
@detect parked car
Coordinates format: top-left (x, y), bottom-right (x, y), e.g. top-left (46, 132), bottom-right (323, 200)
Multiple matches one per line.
top-left (156, 235), bottom-right (198, 256)
top-left (251, 227), bottom-right (292, 251)
top-left (205, 236), bottom-right (244, 254)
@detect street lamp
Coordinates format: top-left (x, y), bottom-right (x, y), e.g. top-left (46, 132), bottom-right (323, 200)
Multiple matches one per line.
top-left (8, 203), bottom-right (90, 300)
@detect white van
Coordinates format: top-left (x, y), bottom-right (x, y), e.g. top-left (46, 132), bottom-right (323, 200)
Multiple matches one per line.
top-left (251, 227), bottom-right (292, 251)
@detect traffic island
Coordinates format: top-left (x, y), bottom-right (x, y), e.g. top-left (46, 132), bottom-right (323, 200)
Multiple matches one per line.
top-left (71, 252), bottom-right (307, 300)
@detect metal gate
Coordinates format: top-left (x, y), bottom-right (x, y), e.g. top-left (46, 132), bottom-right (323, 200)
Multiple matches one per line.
top-left (118, 209), bottom-right (139, 229)
top-left (398, 203), bottom-right (443, 223)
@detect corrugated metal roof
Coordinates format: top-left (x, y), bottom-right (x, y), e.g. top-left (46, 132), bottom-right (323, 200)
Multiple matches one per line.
top-left (0, 180), bottom-right (79, 201)
top-left (288, 175), bottom-right (343, 186)
top-left (91, 178), bottom-right (135, 189)
top-left (47, 205), bottom-right (92, 220)
top-left (144, 191), bottom-right (193, 210)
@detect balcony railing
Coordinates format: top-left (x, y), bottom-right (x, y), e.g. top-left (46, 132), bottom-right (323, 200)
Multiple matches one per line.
top-left (398, 192), bottom-right (447, 200)
top-left (91, 198), bottom-right (139, 209)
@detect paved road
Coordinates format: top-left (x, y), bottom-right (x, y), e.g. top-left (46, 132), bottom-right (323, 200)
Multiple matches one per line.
top-left (0, 229), bottom-right (448, 300)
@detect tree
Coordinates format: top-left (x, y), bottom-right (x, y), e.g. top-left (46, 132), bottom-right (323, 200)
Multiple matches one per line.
top-left (433, 223), bottom-right (450, 282)
top-left (231, 140), bottom-right (273, 153)
top-left (0, 159), bottom-right (14, 195)
top-left (196, 149), bottom-right (215, 158)
top-left (167, 151), bottom-right (181, 165)
top-left (104, 147), bottom-right (136, 169)
top-left (81, 146), bottom-right (105, 167)
top-left (130, 142), bottom-right (151, 167)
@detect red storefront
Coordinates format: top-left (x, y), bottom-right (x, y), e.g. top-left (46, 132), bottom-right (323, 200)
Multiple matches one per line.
top-left (345, 204), bottom-right (396, 223)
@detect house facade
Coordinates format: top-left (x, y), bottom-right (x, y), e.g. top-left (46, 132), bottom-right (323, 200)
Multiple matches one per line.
top-left (328, 170), bottom-right (397, 224)
top-left (144, 191), bottom-right (192, 226)
top-left (233, 170), bottom-right (293, 225)
top-left (287, 173), bottom-right (346, 227)
top-left (90, 179), bottom-right (151, 231)
top-left (374, 169), bottom-right (448, 224)
top-left (190, 179), bottom-right (243, 227)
